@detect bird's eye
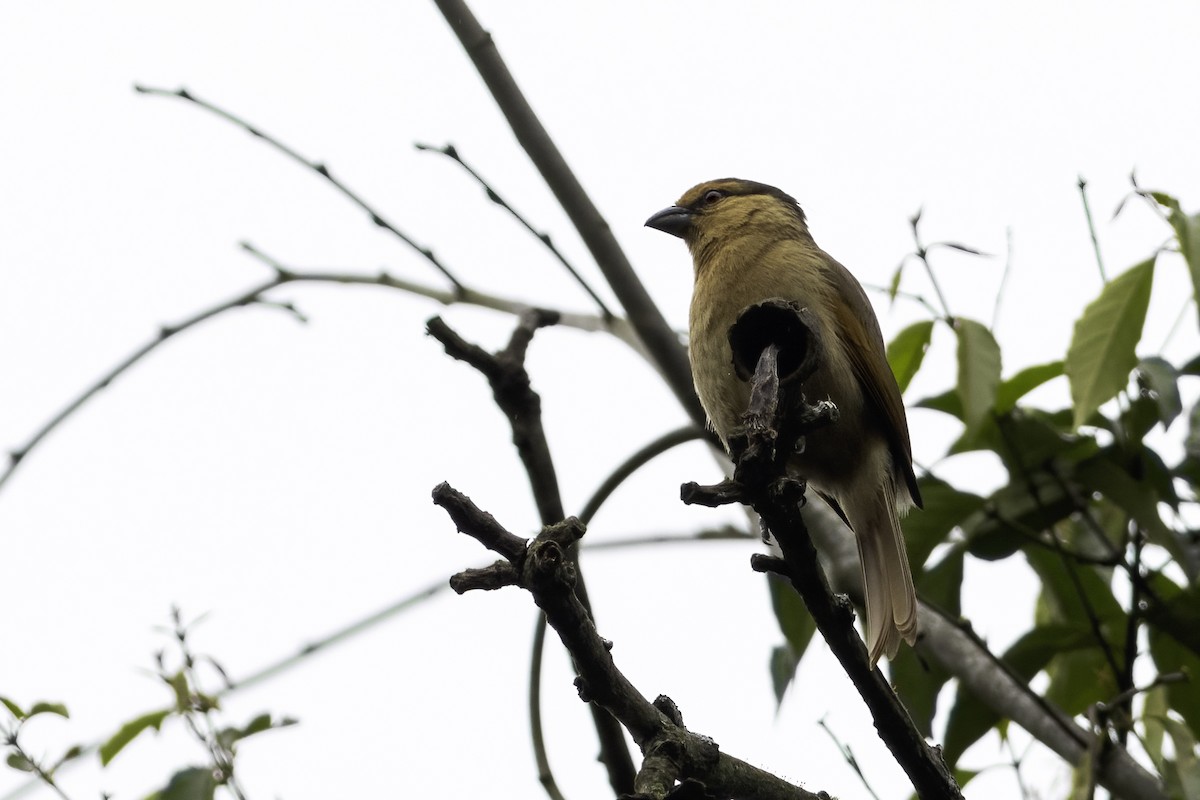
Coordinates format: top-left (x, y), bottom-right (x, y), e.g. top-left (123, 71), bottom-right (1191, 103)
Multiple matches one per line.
top-left (703, 190), bottom-right (724, 206)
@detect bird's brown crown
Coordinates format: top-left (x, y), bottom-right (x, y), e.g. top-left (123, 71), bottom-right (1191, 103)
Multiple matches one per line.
top-left (672, 179), bottom-right (810, 269)
top-left (675, 178), bottom-right (807, 225)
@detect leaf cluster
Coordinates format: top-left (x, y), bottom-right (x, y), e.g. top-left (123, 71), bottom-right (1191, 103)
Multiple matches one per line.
top-left (771, 187), bottom-right (1200, 795)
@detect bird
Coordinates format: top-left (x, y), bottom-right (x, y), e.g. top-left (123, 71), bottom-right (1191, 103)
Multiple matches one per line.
top-left (645, 178), bottom-right (922, 666)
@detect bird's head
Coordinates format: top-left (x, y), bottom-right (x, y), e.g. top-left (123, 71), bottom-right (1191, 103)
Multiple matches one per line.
top-left (645, 178), bottom-right (809, 267)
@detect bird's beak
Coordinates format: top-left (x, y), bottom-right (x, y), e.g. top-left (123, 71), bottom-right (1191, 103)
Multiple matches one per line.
top-left (644, 205), bottom-right (693, 239)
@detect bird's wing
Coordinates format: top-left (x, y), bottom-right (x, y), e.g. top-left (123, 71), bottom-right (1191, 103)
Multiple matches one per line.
top-left (825, 258), bottom-right (924, 508)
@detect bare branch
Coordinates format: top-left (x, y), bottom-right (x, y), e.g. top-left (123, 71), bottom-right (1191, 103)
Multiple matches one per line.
top-left (804, 504), bottom-right (1170, 800)
top-left (416, 141), bottom-right (616, 320)
top-left (579, 426), bottom-right (708, 525)
top-left (1078, 175), bottom-right (1109, 284)
top-left (135, 84), bottom-right (466, 293)
top-left (680, 301), bottom-right (963, 800)
top-left (432, 483), bottom-right (826, 800)
top-left (0, 250), bottom-right (634, 495)
top-left (431, 0), bottom-right (705, 428)
top-left (426, 314), bottom-right (636, 793)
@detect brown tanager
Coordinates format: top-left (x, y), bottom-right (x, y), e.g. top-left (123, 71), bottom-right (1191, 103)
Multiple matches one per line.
top-left (647, 178), bottom-right (922, 665)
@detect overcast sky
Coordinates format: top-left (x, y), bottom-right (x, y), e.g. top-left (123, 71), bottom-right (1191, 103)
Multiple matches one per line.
top-left (3, 3), bottom-right (1199, 799)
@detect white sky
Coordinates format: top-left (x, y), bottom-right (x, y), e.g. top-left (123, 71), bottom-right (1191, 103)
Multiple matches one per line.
top-left (2, 3), bottom-right (1199, 799)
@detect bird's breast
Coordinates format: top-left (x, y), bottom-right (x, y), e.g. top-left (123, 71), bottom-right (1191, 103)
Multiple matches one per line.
top-left (687, 253), bottom-right (870, 494)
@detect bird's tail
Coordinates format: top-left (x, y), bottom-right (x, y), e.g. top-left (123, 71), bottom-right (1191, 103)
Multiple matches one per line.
top-left (850, 477), bottom-right (918, 667)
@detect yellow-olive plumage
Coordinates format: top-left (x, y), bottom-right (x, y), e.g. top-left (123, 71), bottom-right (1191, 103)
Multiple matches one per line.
top-left (646, 178), bottom-right (922, 665)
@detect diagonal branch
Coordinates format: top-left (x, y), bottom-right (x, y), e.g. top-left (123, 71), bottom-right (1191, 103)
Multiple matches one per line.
top-left (431, 0), bottom-right (705, 428)
top-left (681, 300), bottom-right (962, 800)
top-left (683, 299), bottom-right (1165, 800)
top-left (0, 247), bottom-right (635, 496)
top-left (415, 141), bottom-right (616, 321)
top-left (433, 482), bottom-right (825, 800)
top-left (426, 313), bottom-right (637, 794)
top-left (806, 504), bottom-right (1169, 800)
top-left (135, 84), bottom-right (466, 293)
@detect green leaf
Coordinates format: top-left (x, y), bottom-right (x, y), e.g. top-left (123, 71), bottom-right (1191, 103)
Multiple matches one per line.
top-left (995, 361), bottom-right (1064, 414)
top-left (165, 671), bottom-right (190, 711)
top-left (890, 548), bottom-right (963, 737)
top-left (1066, 257), bottom-right (1155, 428)
top-left (148, 766), bottom-right (218, 800)
top-left (5, 753), bottom-right (34, 772)
top-left (1046, 647), bottom-right (1118, 716)
top-left (769, 645), bottom-right (798, 708)
top-left (890, 642), bottom-right (949, 740)
top-left (1137, 357), bottom-right (1182, 430)
top-left (1069, 748), bottom-right (1097, 800)
top-left (1141, 445), bottom-right (1180, 509)
top-left (1186, 401), bottom-right (1200, 460)
top-left (902, 478), bottom-right (985, 570)
top-left (889, 261), bottom-right (904, 303)
top-left (961, 472), bottom-right (1075, 561)
top-left (765, 573), bottom-right (816, 707)
top-left (1026, 546), bottom-right (1124, 629)
top-left (932, 241), bottom-right (988, 256)
top-left (1142, 575), bottom-right (1200, 664)
top-left (915, 388), bottom-right (962, 420)
top-left (918, 546), bottom-right (965, 617)
top-left (943, 624), bottom-right (1090, 763)
top-left (100, 709), bottom-right (171, 766)
top-left (1142, 686), bottom-right (1169, 769)
top-left (767, 573), bottom-right (816, 659)
top-left (216, 712), bottom-right (294, 751)
top-left (1181, 353), bottom-right (1200, 376)
top-left (1150, 192), bottom-right (1200, 329)
top-left (953, 769), bottom-right (980, 791)
top-left (50, 745), bottom-right (85, 772)
top-left (954, 318), bottom-right (1002, 439)
top-left (26, 702), bottom-right (69, 719)
top-left (1075, 450), bottom-right (1180, 563)
top-left (958, 409), bottom-right (1097, 473)
top-left (1160, 715), bottom-right (1200, 800)
top-left (0, 697), bottom-right (26, 720)
top-left (1149, 601), bottom-right (1200, 735)
top-left (887, 320), bottom-right (934, 394)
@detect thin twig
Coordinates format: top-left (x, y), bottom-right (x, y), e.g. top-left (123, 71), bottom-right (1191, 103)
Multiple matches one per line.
top-left (0, 735), bottom-right (73, 800)
top-left (1, 580), bottom-right (450, 800)
top-left (1001, 735), bottom-right (1033, 800)
top-left (134, 84), bottom-right (466, 293)
top-left (416, 142), bottom-right (615, 320)
top-left (430, 0), bottom-right (705, 427)
top-left (1, 273), bottom-right (284, 492)
top-left (1118, 527), bottom-right (1145, 746)
top-left (434, 482), bottom-right (824, 800)
top-left (528, 614), bottom-right (566, 800)
top-left (863, 279), bottom-right (944, 321)
top-left (231, 580), bottom-right (446, 693)
top-left (1157, 296), bottom-right (1194, 353)
top-left (991, 422), bottom-right (1125, 682)
top-left (581, 526), bottom-right (752, 551)
top-left (991, 226), bottom-right (1014, 333)
top-left (525, 423), bottom-right (704, 798)
top-left (909, 209), bottom-right (955, 320)
top-left (426, 314), bottom-right (637, 794)
top-left (1, 248), bottom-right (635, 496)
top-left (1128, 172), bottom-right (1174, 226)
top-left (579, 426), bottom-right (706, 525)
top-left (524, 423), bottom-right (707, 798)
top-left (1078, 176), bottom-right (1109, 283)
top-left (816, 717), bottom-right (881, 800)
top-left (800, 483), bottom-right (1169, 800)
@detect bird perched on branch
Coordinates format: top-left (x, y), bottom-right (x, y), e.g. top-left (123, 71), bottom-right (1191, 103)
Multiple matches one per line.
top-left (646, 178), bottom-right (922, 665)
